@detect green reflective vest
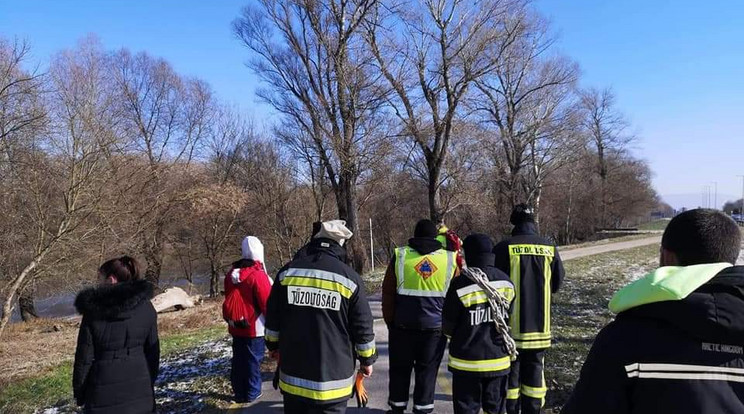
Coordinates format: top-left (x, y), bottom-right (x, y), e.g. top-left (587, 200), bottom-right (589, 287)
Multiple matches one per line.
top-left (394, 247), bottom-right (455, 298)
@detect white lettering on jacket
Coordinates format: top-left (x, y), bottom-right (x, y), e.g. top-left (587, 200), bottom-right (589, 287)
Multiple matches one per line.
top-left (469, 307), bottom-right (494, 326)
top-left (702, 342), bottom-right (744, 355)
top-left (288, 286), bottom-right (341, 311)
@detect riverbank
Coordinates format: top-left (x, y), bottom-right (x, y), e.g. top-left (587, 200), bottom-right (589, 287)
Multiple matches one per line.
top-left (0, 299), bottom-right (227, 413)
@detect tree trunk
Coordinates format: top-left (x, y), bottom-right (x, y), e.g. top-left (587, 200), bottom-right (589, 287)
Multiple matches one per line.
top-left (564, 170), bottom-right (576, 245)
top-left (19, 285), bottom-right (38, 322)
top-left (533, 185), bottom-right (542, 232)
top-left (428, 159), bottom-right (443, 223)
top-left (0, 251), bottom-right (48, 338)
top-left (598, 145), bottom-right (608, 228)
top-left (144, 224), bottom-right (165, 287)
top-left (339, 173), bottom-right (366, 274)
top-left (209, 261), bottom-right (220, 297)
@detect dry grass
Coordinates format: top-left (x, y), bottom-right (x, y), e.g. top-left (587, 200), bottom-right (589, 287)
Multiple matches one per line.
top-left (0, 297), bottom-right (224, 388)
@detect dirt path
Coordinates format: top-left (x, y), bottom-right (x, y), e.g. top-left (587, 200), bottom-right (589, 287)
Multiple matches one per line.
top-left (560, 236), bottom-right (661, 261)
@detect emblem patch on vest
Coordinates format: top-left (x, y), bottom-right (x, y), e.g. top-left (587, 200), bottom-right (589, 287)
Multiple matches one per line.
top-left (415, 257), bottom-right (438, 280)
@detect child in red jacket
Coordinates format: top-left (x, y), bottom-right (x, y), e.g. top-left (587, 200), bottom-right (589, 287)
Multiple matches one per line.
top-left (223, 236), bottom-right (272, 403)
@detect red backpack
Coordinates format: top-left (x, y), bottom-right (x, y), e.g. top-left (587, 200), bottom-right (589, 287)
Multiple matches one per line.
top-left (223, 269), bottom-right (251, 329)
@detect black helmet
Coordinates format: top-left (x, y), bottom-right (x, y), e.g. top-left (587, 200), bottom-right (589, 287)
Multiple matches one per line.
top-left (510, 203), bottom-right (535, 225)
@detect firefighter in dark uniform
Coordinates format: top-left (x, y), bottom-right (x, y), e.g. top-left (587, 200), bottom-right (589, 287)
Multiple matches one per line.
top-left (493, 204), bottom-right (565, 414)
top-left (563, 209), bottom-right (744, 414)
top-left (382, 219), bottom-right (458, 414)
top-left (265, 220), bottom-right (378, 414)
top-left (443, 234), bottom-right (516, 414)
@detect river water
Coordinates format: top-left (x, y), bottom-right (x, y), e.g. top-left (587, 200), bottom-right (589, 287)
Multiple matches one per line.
top-left (10, 273), bottom-right (213, 322)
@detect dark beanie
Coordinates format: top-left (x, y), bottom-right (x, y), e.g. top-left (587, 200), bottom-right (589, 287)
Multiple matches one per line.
top-left (463, 233), bottom-right (494, 262)
top-left (414, 219), bottom-right (438, 238)
top-left (510, 203), bottom-right (535, 225)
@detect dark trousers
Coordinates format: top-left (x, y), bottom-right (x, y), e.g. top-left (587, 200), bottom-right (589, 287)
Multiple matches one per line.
top-left (453, 374), bottom-right (508, 414)
top-left (283, 396), bottom-right (347, 414)
top-left (506, 349), bottom-right (546, 414)
top-left (231, 336), bottom-right (265, 402)
top-left (388, 327), bottom-right (447, 414)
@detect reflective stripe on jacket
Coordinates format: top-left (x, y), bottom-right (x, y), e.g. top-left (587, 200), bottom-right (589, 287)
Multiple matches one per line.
top-left (494, 223), bottom-right (564, 350)
top-left (443, 262), bottom-right (515, 376)
top-left (265, 238), bottom-right (377, 404)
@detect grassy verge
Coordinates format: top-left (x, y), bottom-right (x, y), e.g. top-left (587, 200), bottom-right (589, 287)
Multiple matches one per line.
top-left (0, 319), bottom-right (226, 414)
top-left (637, 219), bottom-right (671, 231)
top-left (544, 243), bottom-right (659, 412)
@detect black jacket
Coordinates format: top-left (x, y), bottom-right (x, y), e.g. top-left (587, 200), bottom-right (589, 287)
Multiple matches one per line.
top-left (493, 222), bottom-right (564, 349)
top-left (73, 280), bottom-right (160, 414)
top-left (443, 253), bottom-right (515, 377)
top-left (265, 238), bottom-right (378, 404)
top-left (563, 266), bottom-right (744, 414)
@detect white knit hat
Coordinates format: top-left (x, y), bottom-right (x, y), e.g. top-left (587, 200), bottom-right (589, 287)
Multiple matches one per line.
top-left (241, 236), bottom-right (265, 263)
top-left (313, 220), bottom-right (353, 246)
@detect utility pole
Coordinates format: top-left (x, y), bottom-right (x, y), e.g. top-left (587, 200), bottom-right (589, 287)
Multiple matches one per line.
top-left (712, 181), bottom-right (718, 210)
top-left (738, 175), bottom-right (744, 216)
top-left (369, 218), bottom-right (375, 272)
top-left (708, 185), bottom-right (712, 209)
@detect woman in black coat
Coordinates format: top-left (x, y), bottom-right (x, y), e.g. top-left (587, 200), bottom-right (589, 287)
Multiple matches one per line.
top-left (73, 256), bottom-right (160, 414)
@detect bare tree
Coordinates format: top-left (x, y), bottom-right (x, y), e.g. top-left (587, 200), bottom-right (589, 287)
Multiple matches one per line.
top-left (233, 0), bottom-right (386, 272)
top-left (0, 38), bottom-right (116, 336)
top-left (579, 87), bottom-right (633, 227)
top-left (363, 0), bottom-right (524, 222)
top-left (0, 39), bottom-right (45, 162)
top-left (0, 38), bottom-right (47, 321)
top-left (472, 13), bottom-right (578, 215)
top-left (112, 49), bottom-right (214, 285)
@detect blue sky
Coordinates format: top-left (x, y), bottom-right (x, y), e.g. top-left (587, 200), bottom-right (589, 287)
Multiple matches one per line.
top-left (2, 0), bottom-right (743, 208)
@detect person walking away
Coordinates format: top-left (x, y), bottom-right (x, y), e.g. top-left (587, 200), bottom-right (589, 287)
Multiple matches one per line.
top-left (443, 234), bottom-right (516, 414)
top-left (493, 204), bottom-right (565, 414)
top-left (562, 209), bottom-right (744, 414)
top-left (265, 220), bottom-right (378, 414)
top-left (73, 256), bottom-right (160, 414)
top-left (223, 236), bottom-right (272, 403)
top-left (382, 219), bottom-right (458, 414)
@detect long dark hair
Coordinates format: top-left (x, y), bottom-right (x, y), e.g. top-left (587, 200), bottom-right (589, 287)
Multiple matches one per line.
top-left (99, 256), bottom-right (142, 282)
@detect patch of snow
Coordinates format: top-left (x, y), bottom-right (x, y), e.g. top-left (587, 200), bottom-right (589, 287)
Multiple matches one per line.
top-left (37, 337), bottom-right (233, 414)
top-left (155, 337), bottom-right (232, 414)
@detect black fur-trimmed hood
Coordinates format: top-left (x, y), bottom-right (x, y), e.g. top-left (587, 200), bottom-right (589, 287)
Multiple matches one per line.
top-left (75, 279), bottom-right (154, 319)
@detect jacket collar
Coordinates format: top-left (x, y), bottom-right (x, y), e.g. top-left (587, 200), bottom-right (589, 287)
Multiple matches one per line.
top-left (618, 265), bottom-right (744, 342)
top-left (407, 237), bottom-right (443, 255)
top-left (306, 237), bottom-right (348, 262)
top-left (75, 279), bottom-right (153, 319)
top-left (609, 262), bottom-right (733, 313)
top-left (465, 252), bottom-right (496, 269)
top-left (511, 222), bottom-right (538, 236)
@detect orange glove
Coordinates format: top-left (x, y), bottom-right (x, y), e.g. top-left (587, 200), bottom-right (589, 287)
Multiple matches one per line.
top-left (351, 371), bottom-right (368, 407)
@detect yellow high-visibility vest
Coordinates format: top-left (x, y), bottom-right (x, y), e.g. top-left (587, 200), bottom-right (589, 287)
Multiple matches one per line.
top-left (394, 247), bottom-right (455, 298)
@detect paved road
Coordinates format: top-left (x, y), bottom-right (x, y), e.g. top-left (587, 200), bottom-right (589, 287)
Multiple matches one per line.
top-left (235, 301), bottom-right (447, 413)
top-left (236, 236), bottom-right (663, 413)
top-left (560, 236), bottom-right (661, 261)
